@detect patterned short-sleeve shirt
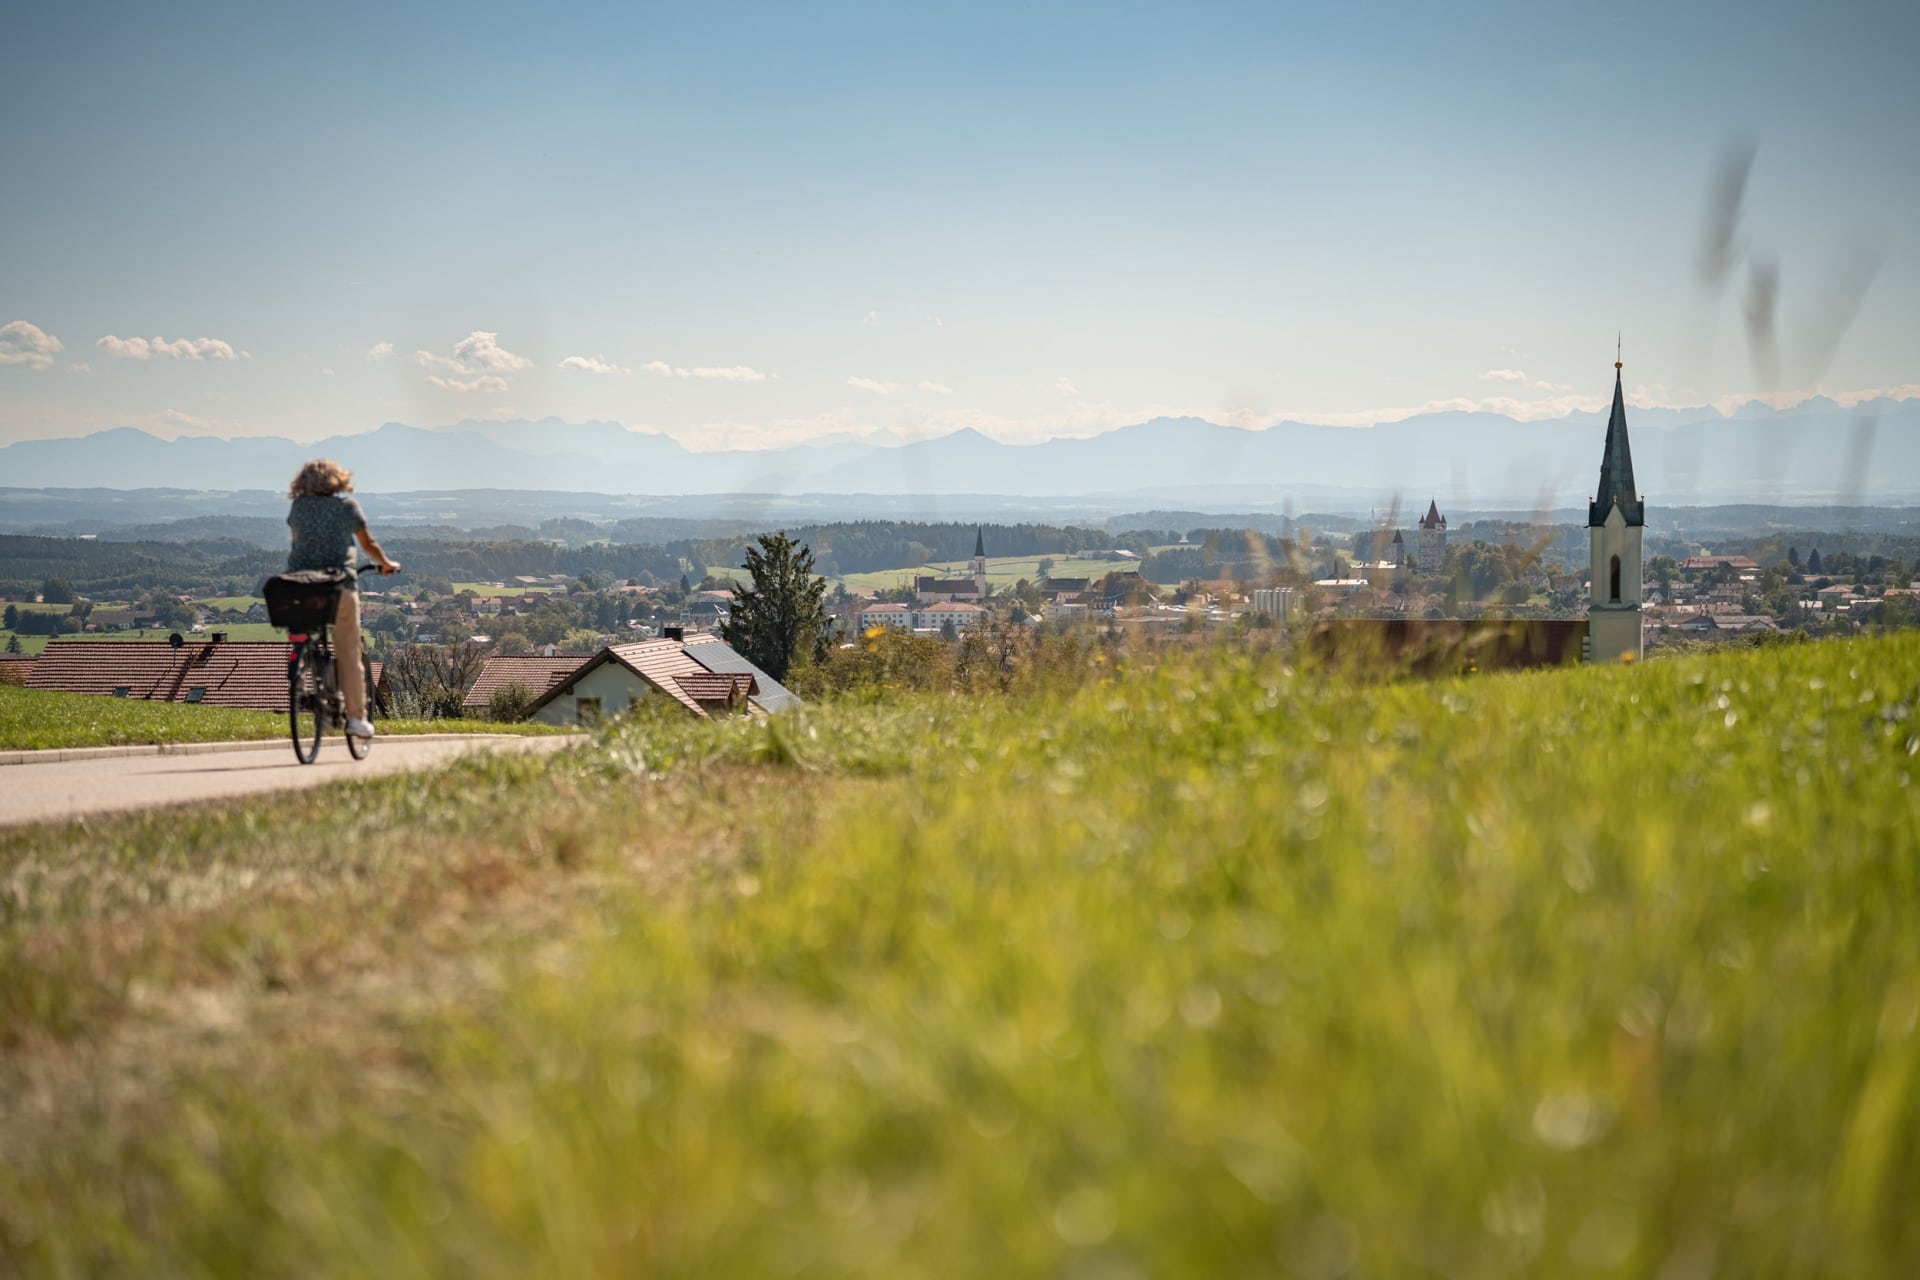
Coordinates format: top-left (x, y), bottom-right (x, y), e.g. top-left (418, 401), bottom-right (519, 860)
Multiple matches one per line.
top-left (287, 494), bottom-right (368, 579)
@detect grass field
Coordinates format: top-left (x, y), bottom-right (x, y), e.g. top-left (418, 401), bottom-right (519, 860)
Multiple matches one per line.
top-left (832, 553), bottom-right (1131, 594)
top-left (2, 634), bottom-right (1917, 1274)
top-left (0, 685), bottom-right (571, 750)
top-left (192, 595), bottom-right (265, 612)
top-left (453, 581), bottom-right (562, 597)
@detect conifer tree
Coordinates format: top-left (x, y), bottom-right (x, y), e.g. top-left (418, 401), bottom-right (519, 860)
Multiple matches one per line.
top-left (722, 532), bottom-right (830, 682)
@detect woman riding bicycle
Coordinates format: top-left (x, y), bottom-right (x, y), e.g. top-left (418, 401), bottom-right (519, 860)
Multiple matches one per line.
top-left (286, 459), bottom-right (399, 739)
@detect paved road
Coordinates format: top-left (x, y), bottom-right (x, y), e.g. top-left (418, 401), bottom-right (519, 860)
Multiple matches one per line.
top-left (0, 735), bottom-right (576, 828)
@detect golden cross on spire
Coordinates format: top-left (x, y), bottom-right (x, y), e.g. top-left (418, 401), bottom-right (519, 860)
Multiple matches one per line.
top-left (1616, 332), bottom-right (1623, 370)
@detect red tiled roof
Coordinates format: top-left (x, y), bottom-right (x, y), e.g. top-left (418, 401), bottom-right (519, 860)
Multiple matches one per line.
top-left (463, 654), bottom-right (590, 710)
top-left (25, 640), bottom-right (380, 713)
top-left (0, 654), bottom-right (36, 686)
top-left (672, 671), bottom-right (755, 705)
top-left (920, 601), bottom-right (983, 613)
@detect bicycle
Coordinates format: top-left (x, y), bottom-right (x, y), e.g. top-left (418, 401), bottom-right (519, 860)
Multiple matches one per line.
top-left (268, 564), bottom-right (382, 764)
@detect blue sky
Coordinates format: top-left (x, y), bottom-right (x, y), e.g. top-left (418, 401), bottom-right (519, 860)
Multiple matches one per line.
top-left (3, 0), bottom-right (1917, 449)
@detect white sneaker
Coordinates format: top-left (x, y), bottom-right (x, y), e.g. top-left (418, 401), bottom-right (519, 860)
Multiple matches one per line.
top-left (346, 717), bottom-right (375, 739)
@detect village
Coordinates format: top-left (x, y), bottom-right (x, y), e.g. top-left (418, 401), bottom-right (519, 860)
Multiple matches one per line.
top-left (6, 500), bottom-right (1916, 725)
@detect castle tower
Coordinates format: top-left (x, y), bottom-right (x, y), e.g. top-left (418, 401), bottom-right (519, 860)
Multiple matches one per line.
top-left (1416, 499), bottom-right (1447, 570)
top-left (1389, 529), bottom-right (1406, 568)
top-left (1587, 357), bottom-right (1644, 662)
top-left (972, 527), bottom-right (987, 594)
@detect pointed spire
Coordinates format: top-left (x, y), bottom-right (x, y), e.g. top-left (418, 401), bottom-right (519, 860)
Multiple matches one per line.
top-left (1589, 363), bottom-right (1645, 528)
top-left (1420, 499), bottom-right (1444, 529)
top-left (974, 526), bottom-right (985, 558)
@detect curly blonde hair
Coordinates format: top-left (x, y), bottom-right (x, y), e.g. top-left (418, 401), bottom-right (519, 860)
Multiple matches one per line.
top-left (288, 458), bottom-right (354, 498)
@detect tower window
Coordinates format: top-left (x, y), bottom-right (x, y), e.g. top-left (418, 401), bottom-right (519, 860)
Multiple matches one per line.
top-left (1610, 555), bottom-right (1622, 604)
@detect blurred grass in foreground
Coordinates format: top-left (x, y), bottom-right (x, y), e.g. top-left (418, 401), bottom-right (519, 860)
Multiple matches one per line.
top-left (3, 633), bottom-right (1919, 1276)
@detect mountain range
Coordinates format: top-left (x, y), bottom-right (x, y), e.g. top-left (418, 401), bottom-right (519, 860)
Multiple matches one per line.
top-left (3, 398), bottom-right (1916, 507)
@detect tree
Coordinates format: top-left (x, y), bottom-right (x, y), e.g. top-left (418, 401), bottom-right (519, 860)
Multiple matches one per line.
top-left (1807, 548), bottom-right (1822, 575)
top-left (488, 681), bottom-right (536, 722)
top-left (383, 643), bottom-right (486, 719)
top-left (721, 532), bottom-right (829, 682)
top-left (5, 634), bottom-right (19, 654)
top-left (2, 604), bottom-right (15, 629)
top-left (40, 578), bottom-right (74, 605)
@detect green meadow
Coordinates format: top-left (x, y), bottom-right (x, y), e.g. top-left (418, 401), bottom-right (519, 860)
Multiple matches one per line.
top-left (3, 633), bottom-right (1917, 1275)
top-left (832, 553), bottom-right (1132, 594)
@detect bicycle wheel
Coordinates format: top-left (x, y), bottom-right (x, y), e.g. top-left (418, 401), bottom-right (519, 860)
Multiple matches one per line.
top-left (289, 644), bottom-right (326, 764)
top-left (346, 652), bottom-right (377, 760)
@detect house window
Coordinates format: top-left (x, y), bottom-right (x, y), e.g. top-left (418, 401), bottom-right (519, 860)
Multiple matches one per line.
top-left (185, 687), bottom-right (206, 703)
top-left (576, 697), bottom-right (601, 725)
top-left (1610, 555), bottom-right (1622, 604)
top-left (112, 686), bottom-right (130, 698)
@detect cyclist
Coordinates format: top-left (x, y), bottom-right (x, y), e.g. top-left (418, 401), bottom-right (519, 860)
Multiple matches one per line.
top-left (286, 459), bottom-right (399, 739)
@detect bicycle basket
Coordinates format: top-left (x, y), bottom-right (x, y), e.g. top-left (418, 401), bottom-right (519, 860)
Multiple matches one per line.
top-left (263, 569), bottom-right (349, 630)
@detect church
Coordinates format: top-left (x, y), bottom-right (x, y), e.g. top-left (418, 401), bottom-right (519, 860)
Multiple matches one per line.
top-left (915, 528), bottom-right (990, 604)
top-left (1585, 355), bottom-right (1644, 662)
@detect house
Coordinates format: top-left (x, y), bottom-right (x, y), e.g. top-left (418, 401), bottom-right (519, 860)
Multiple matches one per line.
top-left (1039, 577), bottom-right (1091, 601)
top-left (85, 608), bottom-right (157, 632)
top-left (859, 601), bottom-right (986, 633)
top-left (1674, 613), bottom-right (1777, 637)
top-left (27, 639), bottom-right (383, 712)
top-left (524, 633), bottom-right (800, 726)
top-left (1679, 555), bottom-right (1760, 574)
top-left (462, 654), bottom-right (591, 715)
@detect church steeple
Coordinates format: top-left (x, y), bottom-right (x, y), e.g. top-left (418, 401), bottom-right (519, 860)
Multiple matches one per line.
top-left (1585, 351), bottom-right (1645, 663)
top-left (1588, 363), bottom-right (1644, 528)
top-left (974, 526), bottom-right (985, 559)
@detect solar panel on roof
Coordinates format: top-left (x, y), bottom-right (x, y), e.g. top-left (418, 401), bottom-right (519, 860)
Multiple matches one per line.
top-left (683, 637), bottom-right (801, 712)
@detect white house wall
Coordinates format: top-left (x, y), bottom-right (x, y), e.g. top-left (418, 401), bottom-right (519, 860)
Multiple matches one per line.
top-left (532, 660), bottom-right (658, 726)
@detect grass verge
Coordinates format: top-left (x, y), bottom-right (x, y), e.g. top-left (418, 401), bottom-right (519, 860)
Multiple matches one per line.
top-left (0, 684), bottom-right (570, 751)
top-left (1, 634), bottom-right (1917, 1275)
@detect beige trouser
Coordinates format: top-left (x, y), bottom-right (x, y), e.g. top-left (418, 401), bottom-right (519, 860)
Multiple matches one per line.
top-left (334, 588), bottom-right (367, 720)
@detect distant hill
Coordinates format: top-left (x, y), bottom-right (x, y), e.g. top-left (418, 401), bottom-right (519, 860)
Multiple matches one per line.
top-left (2, 400), bottom-right (1918, 505)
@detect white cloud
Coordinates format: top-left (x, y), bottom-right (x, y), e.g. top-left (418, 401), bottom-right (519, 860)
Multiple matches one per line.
top-left (641, 360), bottom-right (770, 382)
top-left (0, 320), bottom-right (63, 370)
top-left (367, 341), bottom-right (394, 361)
top-left (861, 310), bottom-right (880, 326)
top-left (426, 374), bottom-right (511, 394)
top-left (97, 334), bottom-right (242, 361)
top-left (414, 330), bottom-right (530, 374)
top-left (453, 330), bottom-right (530, 371)
top-left (847, 376), bottom-right (898, 395)
top-left (65, 362), bottom-right (93, 376)
top-left (1055, 377), bottom-right (1080, 396)
top-left (559, 354), bottom-right (632, 376)
top-left (1479, 369), bottom-right (1529, 382)
top-left (154, 409), bottom-right (216, 432)
top-left (321, 367), bottom-right (336, 378)
top-left (917, 381), bottom-right (954, 396)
